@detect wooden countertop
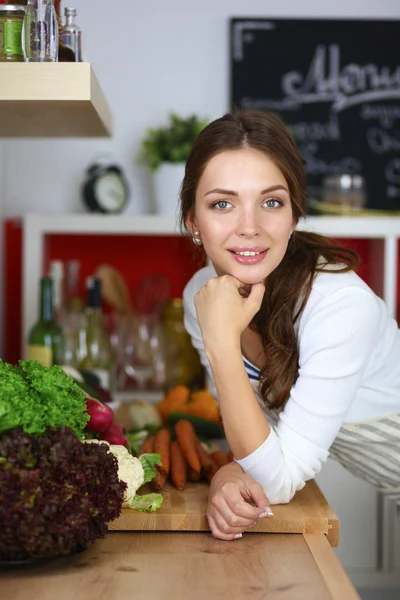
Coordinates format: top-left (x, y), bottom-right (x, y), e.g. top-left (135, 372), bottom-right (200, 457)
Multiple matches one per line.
top-left (0, 480), bottom-right (359, 598)
top-left (0, 532), bottom-right (359, 600)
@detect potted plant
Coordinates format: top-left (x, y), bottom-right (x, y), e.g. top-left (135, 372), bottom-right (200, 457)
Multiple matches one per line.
top-left (140, 113), bottom-right (209, 216)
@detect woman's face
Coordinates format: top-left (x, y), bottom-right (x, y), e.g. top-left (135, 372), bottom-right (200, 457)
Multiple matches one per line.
top-left (189, 147), bottom-right (294, 285)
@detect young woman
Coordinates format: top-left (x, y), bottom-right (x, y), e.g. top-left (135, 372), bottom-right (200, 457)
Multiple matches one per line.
top-left (180, 109), bottom-right (400, 541)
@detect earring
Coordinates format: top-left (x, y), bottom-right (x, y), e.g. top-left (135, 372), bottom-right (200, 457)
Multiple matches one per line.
top-left (192, 230), bottom-right (202, 246)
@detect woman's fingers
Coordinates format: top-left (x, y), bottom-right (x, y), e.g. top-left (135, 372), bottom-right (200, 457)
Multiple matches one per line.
top-left (212, 503), bottom-right (256, 531)
top-left (207, 514), bottom-right (243, 541)
top-left (225, 495), bottom-right (267, 521)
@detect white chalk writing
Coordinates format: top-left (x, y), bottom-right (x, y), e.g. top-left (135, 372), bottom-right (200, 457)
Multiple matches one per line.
top-left (300, 142), bottom-right (361, 176)
top-left (288, 119), bottom-right (341, 142)
top-left (367, 128), bottom-right (400, 155)
top-left (279, 45), bottom-right (400, 113)
top-left (385, 158), bottom-right (400, 199)
top-left (361, 104), bottom-right (400, 129)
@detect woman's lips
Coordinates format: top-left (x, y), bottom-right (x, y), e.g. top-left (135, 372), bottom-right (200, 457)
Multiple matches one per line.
top-left (228, 249), bottom-right (268, 265)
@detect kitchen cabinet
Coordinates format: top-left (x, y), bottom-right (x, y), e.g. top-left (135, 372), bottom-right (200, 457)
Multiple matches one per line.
top-left (0, 64), bottom-right (112, 137)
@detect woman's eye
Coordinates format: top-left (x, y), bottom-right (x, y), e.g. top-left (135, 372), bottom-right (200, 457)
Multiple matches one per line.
top-left (264, 198), bottom-right (283, 208)
top-left (212, 200), bottom-right (232, 210)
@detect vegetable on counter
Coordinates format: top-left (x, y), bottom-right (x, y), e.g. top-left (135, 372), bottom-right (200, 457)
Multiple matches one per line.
top-left (0, 359), bottom-right (89, 437)
top-left (83, 440), bottom-right (164, 512)
top-left (133, 419), bottom-right (233, 493)
top-left (170, 440), bottom-right (187, 492)
top-left (154, 428), bottom-right (171, 476)
top-left (128, 400), bottom-right (162, 430)
top-left (0, 426), bottom-right (126, 562)
top-left (85, 398), bottom-right (114, 433)
top-left (175, 419), bottom-right (201, 475)
top-left (0, 358), bottom-right (165, 564)
top-left (157, 385), bottom-right (220, 424)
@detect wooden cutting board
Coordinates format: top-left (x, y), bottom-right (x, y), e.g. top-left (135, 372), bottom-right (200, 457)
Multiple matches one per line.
top-left (108, 479), bottom-right (339, 546)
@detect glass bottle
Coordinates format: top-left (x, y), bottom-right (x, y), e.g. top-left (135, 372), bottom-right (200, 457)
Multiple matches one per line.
top-left (27, 277), bottom-right (62, 366)
top-left (65, 259), bottom-right (83, 313)
top-left (52, 0), bottom-right (74, 61)
top-left (162, 298), bottom-right (204, 391)
top-left (48, 259), bottom-right (65, 325)
top-left (77, 277), bottom-right (113, 389)
top-left (22, 0), bottom-right (58, 62)
top-left (59, 6), bottom-right (81, 61)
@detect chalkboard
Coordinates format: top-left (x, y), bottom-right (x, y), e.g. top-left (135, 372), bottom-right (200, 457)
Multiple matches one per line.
top-left (230, 18), bottom-right (400, 211)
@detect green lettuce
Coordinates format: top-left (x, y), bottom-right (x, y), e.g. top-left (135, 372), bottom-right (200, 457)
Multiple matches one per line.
top-left (139, 453), bottom-right (163, 483)
top-left (129, 493), bottom-right (163, 512)
top-left (0, 359), bottom-right (89, 437)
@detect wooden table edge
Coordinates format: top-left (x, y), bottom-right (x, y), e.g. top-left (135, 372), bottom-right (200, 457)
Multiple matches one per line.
top-left (303, 533), bottom-right (360, 599)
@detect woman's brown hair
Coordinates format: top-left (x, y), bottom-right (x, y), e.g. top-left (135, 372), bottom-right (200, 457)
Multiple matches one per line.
top-left (179, 109), bottom-right (360, 410)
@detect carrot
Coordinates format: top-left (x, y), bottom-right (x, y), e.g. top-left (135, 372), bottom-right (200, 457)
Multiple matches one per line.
top-left (137, 435), bottom-right (155, 456)
top-left (188, 467), bottom-right (201, 482)
top-left (211, 450), bottom-right (229, 468)
top-left (152, 466), bottom-right (168, 491)
top-left (170, 441), bottom-right (187, 492)
top-left (154, 428), bottom-right (171, 475)
top-left (205, 455), bottom-right (220, 484)
top-left (175, 420), bottom-right (201, 474)
top-left (195, 438), bottom-right (213, 473)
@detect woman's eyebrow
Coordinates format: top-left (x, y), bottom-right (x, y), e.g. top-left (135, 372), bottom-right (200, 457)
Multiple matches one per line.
top-left (204, 184), bottom-right (289, 197)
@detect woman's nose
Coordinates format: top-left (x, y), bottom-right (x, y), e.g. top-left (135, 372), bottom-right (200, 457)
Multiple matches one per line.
top-left (237, 210), bottom-right (260, 237)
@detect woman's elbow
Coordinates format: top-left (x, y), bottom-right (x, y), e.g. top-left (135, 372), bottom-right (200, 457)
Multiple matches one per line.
top-left (263, 479), bottom-right (306, 505)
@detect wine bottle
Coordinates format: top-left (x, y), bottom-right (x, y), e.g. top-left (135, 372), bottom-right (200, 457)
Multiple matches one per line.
top-left (77, 277), bottom-right (112, 389)
top-left (27, 277), bottom-right (62, 366)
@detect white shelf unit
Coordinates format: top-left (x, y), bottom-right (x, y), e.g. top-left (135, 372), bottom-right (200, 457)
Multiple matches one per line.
top-left (22, 213), bottom-right (400, 354)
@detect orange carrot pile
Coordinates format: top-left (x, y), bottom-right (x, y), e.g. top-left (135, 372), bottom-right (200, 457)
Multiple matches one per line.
top-left (136, 419), bottom-right (232, 492)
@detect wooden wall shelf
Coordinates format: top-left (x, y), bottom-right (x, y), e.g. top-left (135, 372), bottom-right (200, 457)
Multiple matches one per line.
top-left (0, 63), bottom-right (112, 137)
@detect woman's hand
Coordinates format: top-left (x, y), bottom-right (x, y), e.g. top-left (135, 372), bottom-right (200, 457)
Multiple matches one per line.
top-left (207, 461), bottom-right (273, 541)
top-left (194, 275), bottom-right (265, 353)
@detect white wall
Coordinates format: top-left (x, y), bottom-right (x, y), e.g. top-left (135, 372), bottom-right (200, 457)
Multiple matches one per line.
top-left (3, 0), bottom-right (400, 217)
top-left (2, 0), bottom-right (400, 582)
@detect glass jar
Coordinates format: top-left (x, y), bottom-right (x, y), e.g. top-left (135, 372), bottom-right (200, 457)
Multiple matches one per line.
top-left (322, 174), bottom-right (366, 213)
top-left (0, 5), bottom-right (26, 62)
top-left (162, 298), bottom-right (205, 391)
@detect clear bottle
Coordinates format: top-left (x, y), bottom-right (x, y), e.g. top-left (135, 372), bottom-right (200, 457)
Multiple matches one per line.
top-left (59, 6), bottom-right (81, 61)
top-left (77, 277), bottom-right (113, 389)
top-left (27, 277), bottom-right (62, 366)
top-left (48, 260), bottom-right (65, 325)
top-left (22, 0), bottom-right (58, 62)
top-left (65, 259), bottom-right (83, 313)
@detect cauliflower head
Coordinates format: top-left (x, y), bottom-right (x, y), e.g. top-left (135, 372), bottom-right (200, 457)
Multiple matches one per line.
top-left (83, 440), bottom-right (144, 506)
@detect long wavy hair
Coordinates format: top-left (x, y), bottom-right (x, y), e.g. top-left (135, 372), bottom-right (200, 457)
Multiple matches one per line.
top-left (179, 109), bottom-right (360, 409)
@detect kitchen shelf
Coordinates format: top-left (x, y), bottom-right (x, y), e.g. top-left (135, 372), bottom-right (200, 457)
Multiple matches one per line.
top-left (22, 212), bottom-right (400, 237)
top-left (0, 63), bottom-right (112, 137)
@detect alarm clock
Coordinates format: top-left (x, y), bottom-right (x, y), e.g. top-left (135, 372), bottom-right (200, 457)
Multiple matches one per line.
top-left (81, 163), bottom-right (130, 214)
